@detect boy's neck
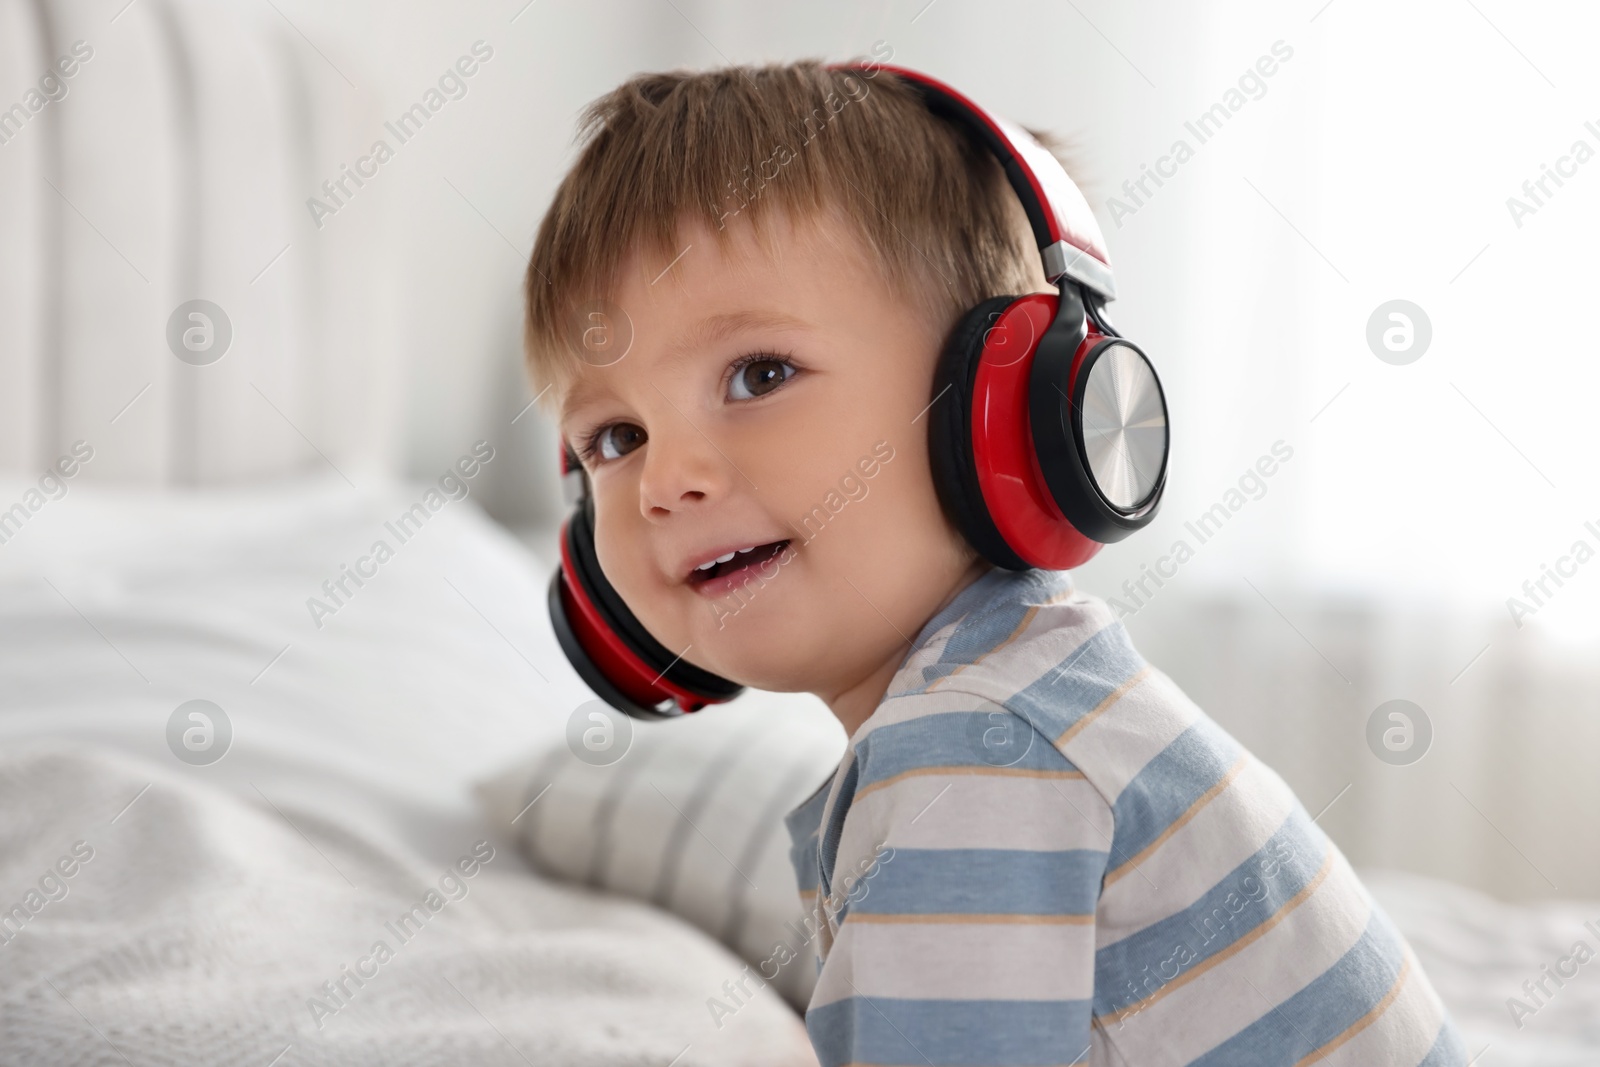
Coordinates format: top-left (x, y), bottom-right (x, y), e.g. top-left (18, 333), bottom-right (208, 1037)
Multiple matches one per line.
top-left (823, 556), bottom-right (994, 741)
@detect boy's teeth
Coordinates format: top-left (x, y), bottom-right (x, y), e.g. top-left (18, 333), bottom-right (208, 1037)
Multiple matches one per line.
top-left (695, 544), bottom-right (776, 577)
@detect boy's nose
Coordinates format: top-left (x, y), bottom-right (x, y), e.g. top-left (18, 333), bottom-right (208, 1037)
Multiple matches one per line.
top-left (636, 424), bottom-right (730, 520)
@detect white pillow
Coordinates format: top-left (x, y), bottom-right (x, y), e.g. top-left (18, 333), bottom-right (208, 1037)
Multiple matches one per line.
top-left (480, 694), bottom-right (844, 1010)
top-left (0, 475), bottom-right (588, 865)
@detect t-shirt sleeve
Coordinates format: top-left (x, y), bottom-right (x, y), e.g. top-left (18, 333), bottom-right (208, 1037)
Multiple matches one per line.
top-left (784, 771), bottom-right (835, 967)
top-left (803, 695), bottom-right (1113, 1066)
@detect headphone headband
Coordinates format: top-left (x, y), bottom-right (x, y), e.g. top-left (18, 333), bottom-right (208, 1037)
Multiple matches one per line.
top-left (828, 63), bottom-right (1116, 300)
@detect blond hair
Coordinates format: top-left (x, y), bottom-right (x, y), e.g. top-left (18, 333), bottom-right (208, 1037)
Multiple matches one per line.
top-left (523, 56), bottom-right (1082, 399)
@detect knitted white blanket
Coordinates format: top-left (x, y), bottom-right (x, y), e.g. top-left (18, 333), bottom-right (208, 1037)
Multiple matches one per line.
top-left (0, 745), bottom-right (816, 1066)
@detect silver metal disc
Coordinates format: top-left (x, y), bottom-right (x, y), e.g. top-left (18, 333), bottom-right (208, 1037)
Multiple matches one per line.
top-left (1078, 343), bottom-right (1167, 510)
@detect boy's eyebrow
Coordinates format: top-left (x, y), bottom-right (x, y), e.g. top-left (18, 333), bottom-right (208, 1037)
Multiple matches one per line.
top-left (666, 309), bottom-right (812, 362)
top-left (558, 309), bottom-right (813, 425)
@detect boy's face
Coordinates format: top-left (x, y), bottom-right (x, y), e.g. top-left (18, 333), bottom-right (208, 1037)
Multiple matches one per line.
top-left (556, 206), bottom-right (1003, 700)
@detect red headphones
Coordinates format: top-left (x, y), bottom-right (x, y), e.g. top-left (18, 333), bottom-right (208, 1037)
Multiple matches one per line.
top-left (548, 64), bottom-right (1169, 718)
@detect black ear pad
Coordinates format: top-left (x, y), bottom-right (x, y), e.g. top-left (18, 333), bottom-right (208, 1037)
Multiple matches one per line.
top-left (563, 499), bottom-right (743, 703)
top-left (927, 294), bottom-right (1032, 572)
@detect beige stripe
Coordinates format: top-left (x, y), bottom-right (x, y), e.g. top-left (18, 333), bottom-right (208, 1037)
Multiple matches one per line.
top-left (1102, 751), bottom-right (1250, 888)
top-left (1054, 664), bottom-right (1154, 748)
top-left (926, 587), bottom-right (1078, 692)
top-left (1099, 847), bottom-right (1336, 1026)
top-left (846, 912), bottom-right (1095, 926)
top-left (855, 763), bottom-right (1085, 802)
top-left (1293, 949), bottom-right (1415, 1066)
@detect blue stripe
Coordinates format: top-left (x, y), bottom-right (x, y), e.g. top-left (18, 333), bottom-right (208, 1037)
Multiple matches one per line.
top-left (784, 772), bottom-right (833, 849)
top-left (785, 774), bottom-right (832, 895)
top-left (790, 834), bottom-right (821, 894)
top-left (1186, 910), bottom-right (1409, 1067)
top-left (1416, 1017), bottom-right (1469, 1066)
top-left (901, 567), bottom-right (1016, 680)
top-left (921, 571), bottom-right (1069, 680)
top-left (817, 754), bottom-right (860, 902)
top-left (850, 711), bottom-right (1082, 789)
top-left (1004, 621), bottom-right (1148, 742)
top-left (1106, 718), bottom-right (1244, 865)
top-left (1093, 816), bottom-right (1328, 1018)
top-left (896, 569), bottom-right (1073, 692)
top-left (806, 996), bottom-right (1092, 1067)
top-left (850, 847), bottom-right (1106, 917)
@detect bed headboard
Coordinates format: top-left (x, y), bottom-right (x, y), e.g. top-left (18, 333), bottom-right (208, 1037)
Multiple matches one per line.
top-left (0, 0), bottom-right (405, 485)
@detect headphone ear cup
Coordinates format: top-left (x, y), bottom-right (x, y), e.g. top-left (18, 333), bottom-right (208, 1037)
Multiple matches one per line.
top-left (929, 295), bottom-right (1035, 571)
top-left (548, 569), bottom-right (667, 719)
top-left (550, 500), bottom-right (743, 717)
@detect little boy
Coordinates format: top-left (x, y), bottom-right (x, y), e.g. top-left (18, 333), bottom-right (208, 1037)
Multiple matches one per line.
top-left (522, 58), bottom-right (1465, 1066)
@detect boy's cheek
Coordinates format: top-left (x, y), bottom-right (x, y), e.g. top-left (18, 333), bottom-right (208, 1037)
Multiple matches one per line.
top-left (594, 517), bottom-right (685, 640)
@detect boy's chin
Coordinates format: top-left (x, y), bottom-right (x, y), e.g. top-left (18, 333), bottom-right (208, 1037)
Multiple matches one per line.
top-left (689, 605), bottom-right (826, 693)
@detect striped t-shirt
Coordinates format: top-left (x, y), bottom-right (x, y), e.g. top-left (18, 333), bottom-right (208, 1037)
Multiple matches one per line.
top-left (783, 566), bottom-right (1465, 1066)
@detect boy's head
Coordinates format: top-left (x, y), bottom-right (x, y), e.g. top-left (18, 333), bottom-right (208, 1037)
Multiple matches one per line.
top-left (524, 58), bottom-right (1075, 710)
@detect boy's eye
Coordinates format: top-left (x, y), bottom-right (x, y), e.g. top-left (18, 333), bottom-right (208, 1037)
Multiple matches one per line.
top-left (594, 422), bottom-right (646, 461)
top-left (728, 357), bottom-right (795, 401)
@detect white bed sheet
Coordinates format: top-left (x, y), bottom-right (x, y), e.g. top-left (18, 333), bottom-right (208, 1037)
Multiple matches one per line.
top-left (1364, 869), bottom-right (1600, 1065)
top-left (0, 475), bottom-right (820, 1064)
top-left (0, 743), bottom-right (815, 1065)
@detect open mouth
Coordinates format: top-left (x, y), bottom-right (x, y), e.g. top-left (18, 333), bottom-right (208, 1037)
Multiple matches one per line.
top-left (686, 540), bottom-right (792, 587)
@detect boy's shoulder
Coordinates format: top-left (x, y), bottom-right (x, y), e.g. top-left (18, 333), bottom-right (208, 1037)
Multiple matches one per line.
top-left (889, 567), bottom-right (1141, 702)
top-left (785, 566), bottom-right (1216, 862)
top-left (786, 564), bottom-right (1270, 897)
top-left (785, 569), bottom-right (1469, 1065)
top-left (872, 566), bottom-right (1209, 795)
